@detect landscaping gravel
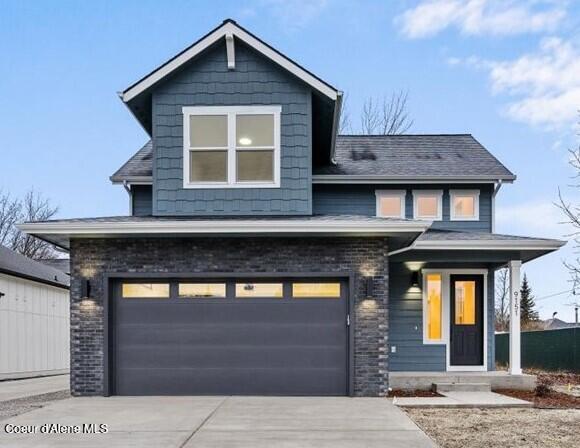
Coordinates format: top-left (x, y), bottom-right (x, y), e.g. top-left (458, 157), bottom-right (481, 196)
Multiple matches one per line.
top-left (0, 390), bottom-right (70, 421)
top-left (406, 408), bottom-right (580, 448)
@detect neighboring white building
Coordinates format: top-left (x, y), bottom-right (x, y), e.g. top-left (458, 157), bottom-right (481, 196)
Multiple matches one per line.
top-left (0, 245), bottom-right (69, 380)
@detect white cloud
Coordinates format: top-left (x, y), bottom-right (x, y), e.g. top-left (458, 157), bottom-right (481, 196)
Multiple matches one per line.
top-left (496, 200), bottom-right (571, 238)
top-left (453, 37), bottom-right (580, 128)
top-left (396, 0), bottom-right (566, 39)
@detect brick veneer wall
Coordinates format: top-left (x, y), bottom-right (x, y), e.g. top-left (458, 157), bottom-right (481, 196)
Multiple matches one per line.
top-left (69, 237), bottom-right (389, 396)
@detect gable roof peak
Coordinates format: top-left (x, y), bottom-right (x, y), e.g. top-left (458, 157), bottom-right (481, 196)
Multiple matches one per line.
top-left (121, 19), bottom-right (339, 103)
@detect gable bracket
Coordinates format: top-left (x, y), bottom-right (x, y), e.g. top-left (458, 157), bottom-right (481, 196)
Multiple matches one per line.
top-left (225, 32), bottom-right (235, 70)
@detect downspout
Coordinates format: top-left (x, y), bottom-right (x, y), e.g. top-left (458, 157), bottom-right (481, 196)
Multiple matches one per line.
top-left (329, 91), bottom-right (343, 165)
top-left (123, 180), bottom-right (132, 215)
top-left (492, 179), bottom-right (503, 233)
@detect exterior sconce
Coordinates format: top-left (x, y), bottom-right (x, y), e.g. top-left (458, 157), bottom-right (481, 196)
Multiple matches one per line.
top-left (365, 276), bottom-right (374, 299)
top-left (411, 271), bottom-right (420, 288)
top-left (81, 278), bottom-right (91, 299)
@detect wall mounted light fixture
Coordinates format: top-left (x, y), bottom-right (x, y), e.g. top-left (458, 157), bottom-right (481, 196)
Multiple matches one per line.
top-left (411, 271), bottom-right (420, 288)
top-left (81, 278), bottom-right (91, 299)
top-left (365, 276), bottom-right (374, 299)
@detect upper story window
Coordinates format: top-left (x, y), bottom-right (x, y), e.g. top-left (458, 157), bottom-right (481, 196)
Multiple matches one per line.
top-left (182, 106), bottom-right (281, 189)
top-left (450, 190), bottom-right (480, 221)
top-left (375, 190), bottom-right (406, 219)
top-left (413, 190), bottom-right (443, 220)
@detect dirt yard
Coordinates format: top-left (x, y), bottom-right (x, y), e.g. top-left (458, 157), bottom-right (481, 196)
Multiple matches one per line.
top-left (406, 408), bottom-right (580, 448)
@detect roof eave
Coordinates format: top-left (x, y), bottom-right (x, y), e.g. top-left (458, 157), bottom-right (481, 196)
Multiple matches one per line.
top-left (312, 174), bottom-right (517, 184)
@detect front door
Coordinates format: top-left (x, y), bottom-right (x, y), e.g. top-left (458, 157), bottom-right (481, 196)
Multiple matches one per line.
top-left (450, 275), bottom-right (484, 366)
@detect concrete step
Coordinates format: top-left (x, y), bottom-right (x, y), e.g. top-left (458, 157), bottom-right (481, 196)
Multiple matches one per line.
top-left (434, 382), bottom-right (491, 393)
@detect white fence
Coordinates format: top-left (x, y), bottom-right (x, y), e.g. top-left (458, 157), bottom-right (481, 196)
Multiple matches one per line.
top-left (0, 273), bottom-right (69, 379)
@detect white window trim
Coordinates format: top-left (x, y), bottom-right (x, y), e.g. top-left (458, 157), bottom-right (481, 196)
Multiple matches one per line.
top-left (375, 190), bottom-right (406, 219)
top-left (450, 189), bottom-right (480, 221)
top-left (182, 105), bottom-right (281, 189)
top-left (412, 190), bottom-right (443, 221)
top-left (421, 269), bottom-right (488, 372)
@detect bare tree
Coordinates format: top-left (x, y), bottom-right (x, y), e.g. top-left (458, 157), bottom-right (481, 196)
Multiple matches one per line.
top-left (339, 93), bottom-right (352, 134)
top-left (557, 145), bottom-right (580, 291)
top-left (0, 190), bottom-right (20, 246)
top-left (0, 189), bottom-right (59, 260)
top-left (360, 90), bottom-right (413, 135)
top-left (339, 90), bottom-right (414, 135)
top-left (495, 268), bottom-right (510, 332)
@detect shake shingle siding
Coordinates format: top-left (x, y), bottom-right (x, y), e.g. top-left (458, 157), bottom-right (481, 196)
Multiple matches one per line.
top-left (151, 40), bottom-right (312, 215)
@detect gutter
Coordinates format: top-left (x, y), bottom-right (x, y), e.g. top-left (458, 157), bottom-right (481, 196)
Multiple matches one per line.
top-left (0, 268), bottom-right (69, 290)
top-left (312, 175), bottom-right (517, 184)
top-left (329, 91), bottom-right (343, 165)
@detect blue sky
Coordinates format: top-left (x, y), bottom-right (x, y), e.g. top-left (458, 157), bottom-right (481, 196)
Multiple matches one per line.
top-left (1, 0), bottom-right (579, 321)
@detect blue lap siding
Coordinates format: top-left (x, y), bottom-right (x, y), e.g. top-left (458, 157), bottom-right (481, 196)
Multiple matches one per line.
top-left (313, 184), bottom-right (493, 232)
top-left (388, 260), bottom-right (495, 372)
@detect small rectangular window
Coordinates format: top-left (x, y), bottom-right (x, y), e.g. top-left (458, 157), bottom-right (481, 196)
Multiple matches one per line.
top-left (450, 190), bottom-right (479, 220)
top-left (122, 283), bottom-right (170, 298)
top-left (235, 283), bottom-right (283, 298)
top-left (413, 191), bottom-right (442, 220)
top-left (236, 150), bottom-right (274, 182)
top-left (178, 283), bottom-right (226, 298)
top-left (376, 191), bottom-right (405, 218)
top-left (190, 151), bottom-right (228, 182)
top-left (424, 274), bottom-right (442, 342)
top-left (292, 283), bottom-right (341, 298)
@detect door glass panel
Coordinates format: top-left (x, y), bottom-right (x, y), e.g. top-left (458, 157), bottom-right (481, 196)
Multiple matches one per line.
top-left (122, 283), bottom-right (170, 298)
top-left (178, 283), bottom-right (226, 298)
top-left (426, 274), bottom-right (442, 340)
top-left (455, 281), bottom-right (476, 325)
top-left (292, 283), bottom-right (341, 298)
top-left (236, 283), bottom-right (283, 298)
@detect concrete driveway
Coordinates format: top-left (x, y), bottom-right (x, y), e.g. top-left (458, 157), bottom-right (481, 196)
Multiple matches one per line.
top-left (0, 375), bottom-right (69, 402)
top-left (0, 396), bottom-right (435, 447)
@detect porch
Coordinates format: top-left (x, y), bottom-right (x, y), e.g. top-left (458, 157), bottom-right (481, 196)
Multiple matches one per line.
top-left (387, 229), bottom-right (565, 386)
top-left (388, 371), bottom-right (536, 391)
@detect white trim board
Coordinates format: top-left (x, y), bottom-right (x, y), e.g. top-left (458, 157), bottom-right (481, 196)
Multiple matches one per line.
top-left (18, 218), bottom-right (430, 237)
top-left (121, 20), bottom-right (338, 102)
top-left (422, 268), bottom-right (489, 372)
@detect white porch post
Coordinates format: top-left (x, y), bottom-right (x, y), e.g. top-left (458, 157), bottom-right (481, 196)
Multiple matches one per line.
top-left (509, 260), bottom-right (522, 375)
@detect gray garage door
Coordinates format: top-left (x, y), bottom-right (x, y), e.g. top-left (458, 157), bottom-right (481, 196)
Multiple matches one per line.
top-left (112, 278), bottom-right (349, 396)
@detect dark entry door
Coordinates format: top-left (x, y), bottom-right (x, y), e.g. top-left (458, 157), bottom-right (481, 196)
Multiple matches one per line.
top-left (450, 275), bottom-right (484, 366)
top-left (112, 278), bottom-right (349, 396)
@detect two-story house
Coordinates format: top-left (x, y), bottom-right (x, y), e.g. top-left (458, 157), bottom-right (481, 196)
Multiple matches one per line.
top-left (21, 19), bottom-right (564, 397)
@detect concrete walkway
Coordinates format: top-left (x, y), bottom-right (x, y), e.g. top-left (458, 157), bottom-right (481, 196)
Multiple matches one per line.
top-left (0, 375), bottom-right (69, 402)
top-left (394, 391), bottom-right (532, 408)
top-left (0, 396), bottom-right (436, 447)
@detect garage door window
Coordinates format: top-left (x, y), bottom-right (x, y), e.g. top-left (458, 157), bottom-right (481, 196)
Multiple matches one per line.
top-left (122, 283), bottom-right (170, 298)
top-left (235, 283), bottom-right (283, 298)
top-left (178, 283), bottom-right (226, 298)
top-left (292, 283), bottom-right (341, 298)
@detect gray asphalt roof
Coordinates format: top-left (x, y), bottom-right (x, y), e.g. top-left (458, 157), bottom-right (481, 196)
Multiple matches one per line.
top-left (110, 135), bottom-right (515, 182)
top-left (417, 229), bottom-right (562, 243)
top-left (110, 140), bottom-right (153, 182)
top-left (0, 245), bottom-right (70, 288)
top-left (317, 135), bottom-right (515, 178)
top-left (26, 214), bottom-right (418, 224)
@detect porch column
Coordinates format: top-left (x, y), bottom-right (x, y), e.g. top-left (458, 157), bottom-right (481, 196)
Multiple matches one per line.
top-left (509, 260), bottom-right (522, 375)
